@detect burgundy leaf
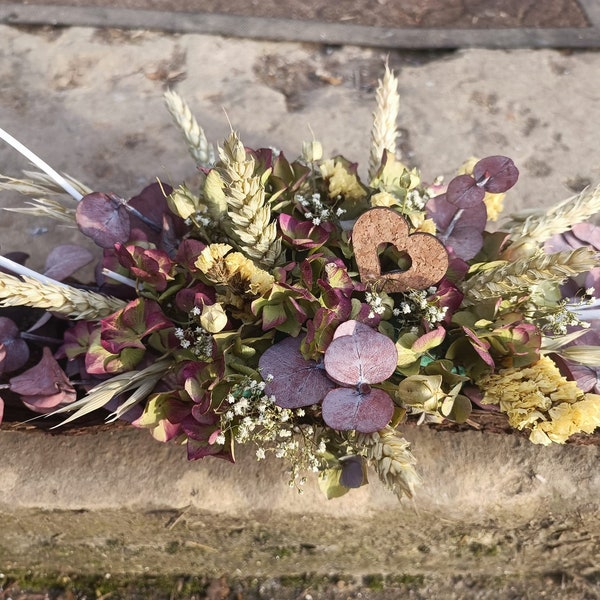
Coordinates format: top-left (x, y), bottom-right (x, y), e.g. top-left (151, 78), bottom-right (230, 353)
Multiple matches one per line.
top-left (76, 192), bottom-right (130, 248)
top-left (446, 174), bottom-right (485, 208)
top-left (0, 316), bottom-right (29, 373)
top-left (427, 193), bottom-right (487, 232)
top-left (324, 321), bottom-right (397, 386)
top-left (9, 347), bottom-right (76, 412)
top-left (462, 327), bottom-right (495, 368)
top-left (321, 386), bottom-right (394, 433)
top-left (473, 156), bottom-right (519, 193)
top-left (446, 225), bottom-right (484, 261)
top-left (259, 336), bottom-right (335, 408)
top-left (44, 244), bottom-right (94, 281)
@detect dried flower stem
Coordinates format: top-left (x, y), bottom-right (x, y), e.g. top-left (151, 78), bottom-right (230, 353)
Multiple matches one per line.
top-left (357, 426), bottom-right (421, 500)
top-left (164, 89), bottom-right (215, 167)
top-left (0, 270), bottom-right (126, 320)
top-left (0, 127), bottom-right (83, 201)
top-left (368, 62), bottom-right (400, 182)
top-left (3, 197), bottom-right (76, 225)
top-left (462, 247), bottom-right (599, 302)
top-left (51, 358), bottom-right (172, 426)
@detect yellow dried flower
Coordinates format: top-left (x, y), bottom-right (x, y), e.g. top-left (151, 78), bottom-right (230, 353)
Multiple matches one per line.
top-left (320, 159), bottom-right (366, 202)
top-left (196, 245), bottom-right (273, 301)
top-left (195, 243), bottom-right (232, 274)
top-left (200, 302), bottom-right (228, 333)
top-left (477, 356), bottom-right (600, 444)
top-left (415, 218), bottom-right (437, 234)
top-left (370, 191), bottom-right (399, 208)
top-left (224, 252), bottom-right (274, 296)
top-left (531, 394), bottom-right (600, 445)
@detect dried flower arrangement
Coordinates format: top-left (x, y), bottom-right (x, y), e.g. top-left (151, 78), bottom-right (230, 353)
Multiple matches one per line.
top-left (1, 64), bottom-right (600, 500)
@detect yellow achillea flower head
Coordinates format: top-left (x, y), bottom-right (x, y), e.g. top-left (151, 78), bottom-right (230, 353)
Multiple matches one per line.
top-left (224, 252), bottom-right (274, 296)
top-left (370, 191), bottom-right (399, 208)
top-left (531, 395), bottom-right (600, 445)
top-left (320, 159), bottom-right (366, 202)
top-left (478, 356), bottom-right (600, 444)
top-left (196, 244), bottom-right (274, 298)
top-left (195, 243), bottom-right (232, 274)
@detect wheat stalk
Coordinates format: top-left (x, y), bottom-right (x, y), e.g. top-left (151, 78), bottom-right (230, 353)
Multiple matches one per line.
top-left (506, 185), bottom-right (600, 247)
top-left (50, 358), bottom-right (172, 426)
top-left (0, 271), bottom-right (126, 319)
top-left (4, 197), bottom-right (76, 224)
top-left (0, 128), bottom-right (84, 201)
top-left (218, 132), bottom-right (282, 267)
top-left (357, 426), bottom-right (421, 500)
top-left (164, 89), bottom-right (215, 167)
top-left (368, 62), bottom-right (400, 182)
top-left (462, 247), bottom-right (599, 302)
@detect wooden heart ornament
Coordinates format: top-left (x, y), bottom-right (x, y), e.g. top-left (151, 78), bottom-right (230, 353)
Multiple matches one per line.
top-left (352, 208), bottom-right (448, 293)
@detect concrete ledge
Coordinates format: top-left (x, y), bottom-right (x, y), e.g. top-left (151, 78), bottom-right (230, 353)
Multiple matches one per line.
top-left (2, 426), bottom-right (600, 580)
top-left (2, 425), bottom-right (599, 515)
top-left (1, 1), bottom-right (600, 48)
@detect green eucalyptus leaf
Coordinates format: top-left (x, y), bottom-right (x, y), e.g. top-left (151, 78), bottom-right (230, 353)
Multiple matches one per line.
top-left (447, 394), bottom-right (472, 423)
top-left (318, 467), bottom-right (350, 500)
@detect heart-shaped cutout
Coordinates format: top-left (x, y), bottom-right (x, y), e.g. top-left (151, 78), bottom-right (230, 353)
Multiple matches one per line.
top-left (352, 208), bottom-right (448, 293)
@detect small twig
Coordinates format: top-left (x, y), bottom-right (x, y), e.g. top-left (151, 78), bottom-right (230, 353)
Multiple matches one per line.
top-left (108, 193), bottom-right (162, 233)
top-left (0, 255), bottom-right (67, 288)
top-left (0, 127), bottom-right (83, 201)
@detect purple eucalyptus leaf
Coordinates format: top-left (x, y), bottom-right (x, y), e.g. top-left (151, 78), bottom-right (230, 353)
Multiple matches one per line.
top-left (324, 321), bottom-right (397, 386)
top-left (339, 455), bottom-right (367, 488)
top-left (0, 316), bottom-right (29, 373)
top-left (571, 222), bottom-right (600, 249)
top-left (321, 386), bottom-right (394, 433)
top-left (446, 175), bottom-right (485, 208)
top-left (259, 336), bottom-right (335, 408)
top-left (76, 192), bottom-right (130, 248)
top-left (446, 225), bottom-right (484, 261)
top-left (44, 244), bottom-right (95, 281)
top-left (473, 156), bottom-right (519, 193)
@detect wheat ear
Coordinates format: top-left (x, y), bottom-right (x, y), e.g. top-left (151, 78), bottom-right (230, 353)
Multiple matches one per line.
top-left (368, 62), bottom-right (400, 182)
top-left (0, 267), bottom-right (125, 320)
top-left (462, 248), bottom-right (599, 303)
top-left (506, 185), bottom-right (600, 247)
top-left (357, 426), bottom-right (422, 500)
top-left (218, 132), bottom-right (282, 267)
top-left (164, 89), bottom-right (215, 167)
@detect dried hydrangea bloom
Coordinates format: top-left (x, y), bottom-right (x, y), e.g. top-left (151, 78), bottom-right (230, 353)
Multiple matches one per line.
top-left (477, 356), bottom-right (597, 443)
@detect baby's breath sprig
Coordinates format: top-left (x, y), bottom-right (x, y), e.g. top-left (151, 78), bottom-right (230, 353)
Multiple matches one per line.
top-left (295, 191), bottom-right (346, 226)
top-left (217, 377), bottom-right (327, 489)
top-left (397, 288), bottom-right (448, 326)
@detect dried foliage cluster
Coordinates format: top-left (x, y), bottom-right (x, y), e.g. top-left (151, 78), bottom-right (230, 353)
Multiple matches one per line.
top-left (1, 64), bottom-right (599, 500)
